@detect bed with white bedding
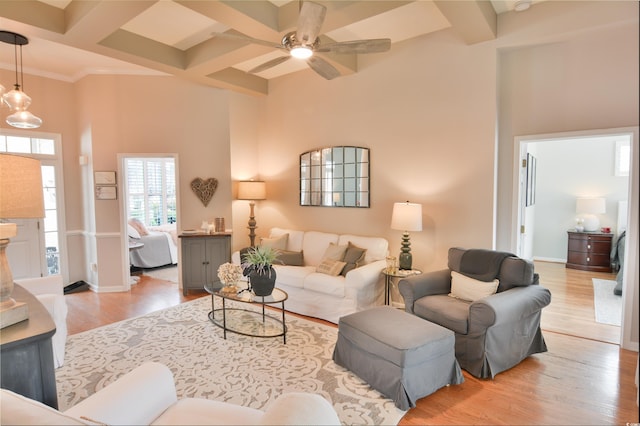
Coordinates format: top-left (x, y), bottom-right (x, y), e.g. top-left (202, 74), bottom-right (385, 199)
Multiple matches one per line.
top-left (129, 223), bottom-right (178, 269)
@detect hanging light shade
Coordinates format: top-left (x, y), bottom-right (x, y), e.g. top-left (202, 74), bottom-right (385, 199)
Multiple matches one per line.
top-left (0, 30), bottom-right (42, 129)
top-left (6, 110), bottom-right (42, 129)
top-left (2, 87), bottom-right (32, 111)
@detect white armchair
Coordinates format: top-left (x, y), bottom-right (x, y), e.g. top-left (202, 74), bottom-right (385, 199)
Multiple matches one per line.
top-left (15, 275), bottom-right (67, 368)
top-left (0, 362), bottom-right (341, 425)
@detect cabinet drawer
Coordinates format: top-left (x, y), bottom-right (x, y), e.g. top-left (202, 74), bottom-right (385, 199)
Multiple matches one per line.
top-left (567, 239), bottom-right (611, 253)
top-left (567, 251), bottom-right (610, 267)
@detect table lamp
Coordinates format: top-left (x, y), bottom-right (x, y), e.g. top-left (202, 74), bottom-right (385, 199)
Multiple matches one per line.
top-left (576, 197), bottom-right (605, 232)
top-left (391, 201), bottom-right (422, 270)
top-left (0, 154), bottom-right (45, 328)
top-left (237, 180), bottom-right (266, 247)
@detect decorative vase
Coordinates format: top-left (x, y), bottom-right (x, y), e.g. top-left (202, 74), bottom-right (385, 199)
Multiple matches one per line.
top-left (249, 267), bottom-right (276, 296)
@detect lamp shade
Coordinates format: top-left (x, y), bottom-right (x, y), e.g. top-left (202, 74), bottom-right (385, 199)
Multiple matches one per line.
top-left (576, 197), bottom-right (605, 214)
top-left (0, 154), bottom-right (45, 219)
top-left (391, 202), bottom-right (422, 232)
top-left (237, 181), bottom-right (266, 201)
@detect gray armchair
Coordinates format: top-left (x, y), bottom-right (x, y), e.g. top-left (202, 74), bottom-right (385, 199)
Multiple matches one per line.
top-left (398, 248), bottom-right (551, 379)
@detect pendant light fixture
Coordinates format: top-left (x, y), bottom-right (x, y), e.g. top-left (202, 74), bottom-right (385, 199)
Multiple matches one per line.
top-left (0, 31), bottom-right (42, 129)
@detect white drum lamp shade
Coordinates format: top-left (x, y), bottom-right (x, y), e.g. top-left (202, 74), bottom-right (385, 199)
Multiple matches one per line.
top-left (576, 197), bottom-right (605, 232)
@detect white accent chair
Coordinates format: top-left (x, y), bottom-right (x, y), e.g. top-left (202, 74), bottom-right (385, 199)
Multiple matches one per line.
top-left (0, 362), bottom-right (341, 425)
top-left (15, 275), bottom-right (68, 368)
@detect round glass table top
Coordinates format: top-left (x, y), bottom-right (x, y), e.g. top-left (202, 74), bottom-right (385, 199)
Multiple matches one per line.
top-left (204, 281), bottom-right (288, 304)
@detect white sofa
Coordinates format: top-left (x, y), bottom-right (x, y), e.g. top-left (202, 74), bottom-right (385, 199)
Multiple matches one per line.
top-left (232, 228), bottom-right (388, 323)
top-left (15, 275), bottom-right (67, 368)
top-left (0, 362), bottom-right (340, 425)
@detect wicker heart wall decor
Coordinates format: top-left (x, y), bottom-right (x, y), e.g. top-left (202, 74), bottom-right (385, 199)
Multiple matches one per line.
top-left (190, 177), bottom-right (218, 207)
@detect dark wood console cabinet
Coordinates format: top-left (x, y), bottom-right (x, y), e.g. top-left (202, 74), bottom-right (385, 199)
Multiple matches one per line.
top-left (566, 231), bottom-right (613, 272)
top-left (0, 284), bottom-right (58, 408)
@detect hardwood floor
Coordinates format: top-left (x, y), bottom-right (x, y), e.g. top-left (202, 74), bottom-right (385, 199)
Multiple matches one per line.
top-left (63, 265), bottom-right (638, 425)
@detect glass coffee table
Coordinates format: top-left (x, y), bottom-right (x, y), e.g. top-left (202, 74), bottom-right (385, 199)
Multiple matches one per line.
top-left (204, 281), bottom-right (288, 344)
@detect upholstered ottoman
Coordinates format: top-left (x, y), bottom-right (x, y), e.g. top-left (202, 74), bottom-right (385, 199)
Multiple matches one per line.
top-left (332, 306), bottom-right (464, 410)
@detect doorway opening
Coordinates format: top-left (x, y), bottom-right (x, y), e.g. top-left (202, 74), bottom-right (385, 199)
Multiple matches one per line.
top-left (120, 154), bottom-right (180, 286)
top-left (513, 128), bottom-right (635, 346)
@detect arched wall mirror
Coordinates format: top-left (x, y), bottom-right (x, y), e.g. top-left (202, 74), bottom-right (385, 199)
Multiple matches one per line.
top-left (300, 146), bottom-right (370, 207)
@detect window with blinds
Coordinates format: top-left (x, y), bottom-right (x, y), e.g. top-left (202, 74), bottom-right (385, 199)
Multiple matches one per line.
top-left (125, 158), bottom-right (176, 226)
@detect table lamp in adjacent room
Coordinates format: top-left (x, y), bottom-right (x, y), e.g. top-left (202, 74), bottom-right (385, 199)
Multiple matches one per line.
top-left (576, 197), bottom-right (606, 232)
top-left (391, 201), bottom-right (423, 270)
top-left (0, 154), bottom-right (45, 328)
top-left (237, 180), bottom-right (266, 247)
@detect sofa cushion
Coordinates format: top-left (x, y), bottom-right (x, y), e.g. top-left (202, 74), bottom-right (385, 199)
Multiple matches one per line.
top-left (276, 250), bottom-right (304, 266)
top-left (269, 228), bottom-right (305, 252)
top-left (302, 232), bottom-right (339, 266)
top-left (414, 294), bottom-right (470, 335)
top-left (153, 398), bottom-right (264, 425)
top-left (273, 265), bottom-right (315, 289)
top-left (340, 242), bottom-right (367, 276)
top-left (449, 271), bottom-right (499, 302)
top-left (260, 233), bottom-right (288, 250)
top-left (304, 273), bottom-right (346, 297)
top-left (316, 259), bottom-right (347, 276)
top-left (337, 234), bottom-right (388, 263)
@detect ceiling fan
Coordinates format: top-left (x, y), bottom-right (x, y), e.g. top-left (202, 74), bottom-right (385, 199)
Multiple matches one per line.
top-left (213, 1), bottom-right (391, 80)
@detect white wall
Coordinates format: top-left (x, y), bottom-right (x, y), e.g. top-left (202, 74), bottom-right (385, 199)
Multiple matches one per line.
top-left (250, 28), bottom-right (498, 272)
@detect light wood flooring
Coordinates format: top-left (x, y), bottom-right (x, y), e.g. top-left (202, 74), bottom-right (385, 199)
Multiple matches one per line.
top-left (64, 263), bottom-right (638, 425)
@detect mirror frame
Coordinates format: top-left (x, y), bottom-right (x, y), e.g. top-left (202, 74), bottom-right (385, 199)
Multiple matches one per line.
top-left (300, 146), bottom-right (370, 208)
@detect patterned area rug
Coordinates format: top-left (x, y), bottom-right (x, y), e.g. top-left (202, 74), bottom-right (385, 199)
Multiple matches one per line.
top-left (56, 297), bottom-right (406, 425)
top-left (592, 278), bottom-right (622, 326)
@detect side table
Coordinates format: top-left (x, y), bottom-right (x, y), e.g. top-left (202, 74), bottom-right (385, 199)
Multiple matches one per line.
top-left (382, 268), bottom-right (422, 307)
top-left (0, 284), bottom-right (58, 408)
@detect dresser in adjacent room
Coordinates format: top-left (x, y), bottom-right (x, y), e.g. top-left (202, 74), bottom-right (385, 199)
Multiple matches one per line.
top-left (566, 231), bottom-right (613, 272)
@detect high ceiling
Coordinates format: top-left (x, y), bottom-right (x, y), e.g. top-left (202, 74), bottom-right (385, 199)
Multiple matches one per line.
top-left (0, 0), bottom-right (536, 96)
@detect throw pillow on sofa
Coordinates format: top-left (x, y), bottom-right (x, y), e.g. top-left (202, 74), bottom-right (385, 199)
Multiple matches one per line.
top-left (340, 242), bottom-right (367, 276)
top-left (316, 259), bottom-right (347, 276)
top-left (321, 243), bottom-right (348, 261)
top-left (276, 250), bottom-right (304, 266)
top-left (260, 233), bottom-right (288, 250)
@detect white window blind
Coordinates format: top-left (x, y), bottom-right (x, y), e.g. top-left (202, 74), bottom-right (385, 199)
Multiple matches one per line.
top-left (125, 158), bottom-right (176, 226)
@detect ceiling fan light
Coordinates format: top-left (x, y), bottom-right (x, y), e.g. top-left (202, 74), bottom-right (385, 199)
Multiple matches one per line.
top-left (6, 109), bottom-right (42, 129)
top-left (2, 87), bottom-right (31, 111)
top-left (290, 46), bottom-right (313, 59)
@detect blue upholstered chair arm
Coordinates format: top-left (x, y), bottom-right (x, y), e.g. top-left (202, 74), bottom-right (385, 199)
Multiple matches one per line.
top-left (398, 269), bottom-right (451, 313)
top-left (468, 285), bottom-right (551, 332)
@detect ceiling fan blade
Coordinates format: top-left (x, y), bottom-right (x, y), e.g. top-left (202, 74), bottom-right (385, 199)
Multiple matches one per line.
top-left (317, 39), bottom-right (391, 54)
top-left (306, 56), bottom-right (340, 80)
top-left (249, 56), bottom-right (291, 74)
top-left (296, 1), bottom-right (327, 45)
top-left (212, 32), bottom-right (285, 50)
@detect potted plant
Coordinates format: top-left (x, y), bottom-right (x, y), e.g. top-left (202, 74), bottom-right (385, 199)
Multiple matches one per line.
top-left (241, 245), bottom-right (280, 296)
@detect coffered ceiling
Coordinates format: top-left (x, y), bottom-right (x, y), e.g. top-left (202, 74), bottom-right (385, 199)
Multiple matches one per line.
top-left (0, 1), bottom-right (538, 96)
